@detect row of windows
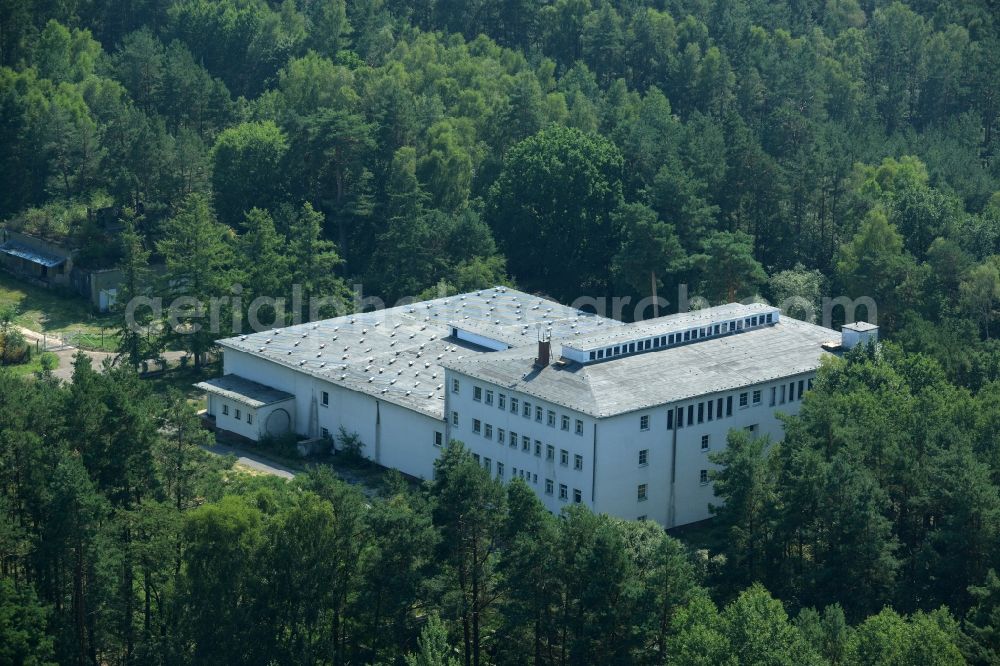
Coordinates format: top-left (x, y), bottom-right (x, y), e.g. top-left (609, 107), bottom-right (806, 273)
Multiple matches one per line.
top-left (586, 313), bottom-right (774, 362)
top-left (220, 403), bottom-right (253, 425)
top-left (637, 470), bottom-right (709, 502)
top-left (463, 417), bottom-right (585, 469)
top-left (456, 381), bottom-right (585, 435)
top-left (470, 455), bottom-right (582, 503)
top-left (659, 377), bottom-right (811, 431)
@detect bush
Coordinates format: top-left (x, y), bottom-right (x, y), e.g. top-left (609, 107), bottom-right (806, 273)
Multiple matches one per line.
top-left (335, 427), bottom-right (365, 460)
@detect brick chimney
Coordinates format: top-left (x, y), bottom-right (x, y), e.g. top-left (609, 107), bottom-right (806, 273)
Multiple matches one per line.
top-left (534, 338), bottom-right (550, 368)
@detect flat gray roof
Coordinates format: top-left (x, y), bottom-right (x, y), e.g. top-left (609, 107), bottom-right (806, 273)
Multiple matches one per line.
top-left (842, 321), bottom-right (878, 332)
top-left (196, 374), bottom-right (295, 408)
top-left (214, 287), bottom-right (621, 418)
top-left (0, 242), bottom-right (66, 267)
top-left (441, 316), bottom-right (837, 418)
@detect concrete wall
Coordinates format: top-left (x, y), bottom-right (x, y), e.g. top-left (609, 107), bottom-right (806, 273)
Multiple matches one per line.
top-left (445, 367), bottom-right (815, 527)
top-left (594, 372), bottom-right (815, 527)
top-left (444, 371), bottom-right (596, 515)
top-left (223, 348), bottom-right (444, 479)
top-left (206, 392), bottom-right (294, 440)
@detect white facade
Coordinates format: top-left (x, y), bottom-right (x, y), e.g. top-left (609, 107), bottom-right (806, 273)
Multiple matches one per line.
top-left (223, 348), bottom-right (445, 480)
top-left (201, 291), bottom-right (844, 528)
top-left (444, 369), bottom-right (815, 527)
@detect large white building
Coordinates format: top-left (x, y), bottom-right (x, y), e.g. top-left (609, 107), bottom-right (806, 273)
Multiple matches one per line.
top-left (197, 287), bottom-right (874, 527)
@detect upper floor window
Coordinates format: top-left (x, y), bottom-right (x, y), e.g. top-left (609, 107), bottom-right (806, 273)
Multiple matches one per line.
top-left (637, 484), bottom-right (648, 501)
top-left (739, 392), bottom-right (749, 407)
top-left (561, 415), bottom-right (570, 431)
top-left (575, 419), bottom-right (584, 435)
top-left (640, 414), bottom-right (650, 431)
top-left (574, 454), bottom-right (583, 470)
top-left (523, 402), bottom-right (531, 418)
top-left (559, 484), bottom-right (568, 501)
top-left (473, 419), bottom-right (481, 434)
top-left (321, 391), bottom-right (329, 406)
top-left (498, 393), bottom-right (506, 409)
top-left (535, 406), bottom-right (543, 422)
top-left (547, 410), bottom-right (556, 427)
top-left (452, 411), bottom-right (459, 426)
top-left (546, 444), bottom-right (555, 460)
top-left (753, 389), bottom-right (761, 404)
top-left (560, 449), bottom-right (569, 466)
top-left (473, 386), bottom-right (482, 402)
top-left (485, 390), bottom-right (494, 405)
top-left (700, 469), bottom-right (709, 485)
top-left (484, 423), bottom-right (493, 439)
top-left (511, 397), bottom-right (519, 413)
top-left (452, 378), bottom-right (460, 393)
top-left (639, 449), bottom-right (648, 466)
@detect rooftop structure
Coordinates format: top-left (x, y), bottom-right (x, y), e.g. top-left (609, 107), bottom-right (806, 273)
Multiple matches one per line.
top-left (215, 287), bottom-right (623, 418)
top-left (441, 312), bottom-right (832, 418)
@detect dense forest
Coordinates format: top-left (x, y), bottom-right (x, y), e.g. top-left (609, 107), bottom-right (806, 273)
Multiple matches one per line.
top-left (2, 0), bottom-right (1000, 663)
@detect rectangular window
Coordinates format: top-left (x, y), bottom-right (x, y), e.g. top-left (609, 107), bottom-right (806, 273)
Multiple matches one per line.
top-left (434, 431), bottom-right (443, 447)
top-left (452, 411), bottom-right (459, 426)
top-left (483, 457), bottom-right (491, 473)
top-left (575, 419), bottom-right (584, 435)
top-left (638, 484), bottom-right (648, 501)
top-left (510, 431), bottom-right (518, 448)
top-left (789, 381), bottom-right (796, 401)
top-left (697, 402), bottom-right (704, 423)
top-left (246, 412), bottom-right (253, 425)
top-left (473, 453), bottom-right (480, 463)
top-left (235, 408), bottom-right (241, 420)
top-left (590, 351), bottom-right (596, 360)
top-left (547, 410), bottom-right (556, 427)
top-left (561, 415), bottom-right (570, 431)
top-left (798, 379), bottom-right (805, 399)
top-left (485, 390), bottom-right (494, 405)
top-left (668, 333), bottom-right (675, 344)
top-left (640, 414), bottom-right (650, 431)
top-left (535, 406), bottom-right (543, 422)
top-left (473, 419), bottom-right (481, 434)
top-left (546, 444), bottom-right (555, 461)
top-left (322, 427), bottom-right (330, 439)
top-left (522, 435), bottom-right (530, 452)
top-left (701, 435), bottom-right (709, 451)
top-left (667, 409), bottom-right (674, 430)
top-left (726, 396), bottom-right (733, 416)
top-left (523, 402), bottom-right (531, 418)
top-left (753, 389), bottom-right (762, 404)
top-left (545, 479), bottom-right (553, 495)
top-left (780, 385), bottom-right (786, 404)
top-left (560, 449), bottom-right (569, 466)
top-left (808, 377), bottom-right (814, 390)
top-left (717, 398), bottom-right (723, 419)
top-left (700, 469), bottom-right (709, 485)
top-left (559, 484), bottom-right (568, 501)
top-left (574, 488), bottom-right (582, 503)
top-left (498, 393), bottom-right (506, 409)
top-left (511, 397), bottom-right (519, 413)
top-left (597, 349), bottom-right (604, 359)
top-left (687, 404), bottom-right (694, 425)
top-left (498, 429), bottom-right (505, 444)
top-left (322, 391), bottom-right (329, 406)
top-left (707, 400), bottom-right (714, 421)
top-left (473, 386), bottom-right (482, 401)
top-left (535, 441), bottom-right (542, 457)
top-left (770, 387), bottom-right (776, 406)
top-left (533, 474), bottom-right (537, 483)
top-left (484, 423), bottom-right (493, 439)
top-left (574, 454), bottom-right (583, 470)
top-left (497, 462), bottom-right (504, 478)
top-left (452, 378), bottom-right (460, 393)
top-left (677, 407), bottom-right (684, 428)
top-left (222, 404), bottom-right (229, 416)
top-left (639, 449), bottom-right (648, 466)
top-left (739, 392), bottom-right (749, 407)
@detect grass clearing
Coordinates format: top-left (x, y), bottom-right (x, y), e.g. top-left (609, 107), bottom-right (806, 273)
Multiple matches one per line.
top-left (0, 272), bottom-right (118, 350)
top-left (2, 351), bottom-right (60, 377)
